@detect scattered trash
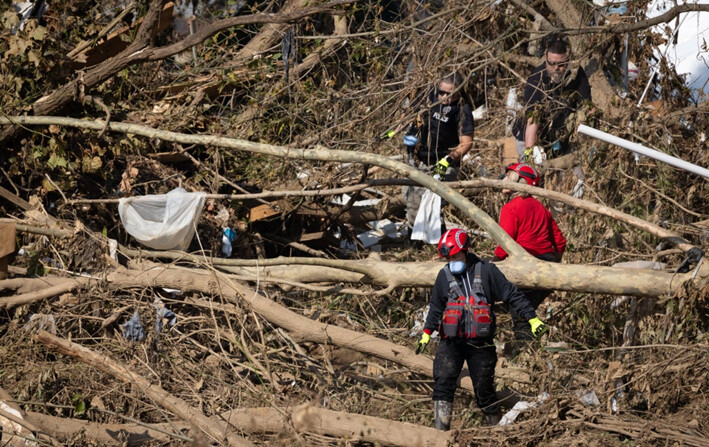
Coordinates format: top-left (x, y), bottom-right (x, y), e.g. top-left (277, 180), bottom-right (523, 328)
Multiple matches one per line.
top-left (472, 104), bottom-right (487, 121)
top-left (118, 187), bottom-right (207, 251)
top-left (222, 227), bottom-right (237, 257)
top-left (577, 389), bottom-right (601, 407)
top-left (122, 311), bottom-right (146, 342)
top-left (330, 194), bottom-right (381, 207)
top-left (367, 219), bottom-right (398, 239)
top-left (11, 1), bottom-right (48, 34)
top-left (357, 230), bottom-right (383, 249)
top-left (154, 298), bottom-right (177, 334)
top-left (411, 189), bottom-right (441, 244)
top-left (108, 238), bottom-right (118, 261)
top-left (611, 378), bottom-right (625, 414)
top-left (531, 145), bottom-right (546, 165)
top-left (339, 239), bottom-right (358, 252)
top-left (498, 392), bottom-right (549, 426)
top-left (23, 313), bottom-right (57, 335)
top-left (572, 179), bottom-right (585, 199)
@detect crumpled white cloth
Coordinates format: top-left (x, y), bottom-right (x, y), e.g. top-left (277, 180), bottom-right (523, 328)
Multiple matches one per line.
top-left (411, 189), bottom-right (441, 244)
top-left (118, 188), bottom-right (206, 251)
top-left (499, 392), bottom-right (549, 426)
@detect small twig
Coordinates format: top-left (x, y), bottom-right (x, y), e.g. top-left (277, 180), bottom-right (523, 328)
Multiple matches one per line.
top-left (618, 165), bottom-right (705, 218)
top-left (44, 174), bottom-right (68, 205)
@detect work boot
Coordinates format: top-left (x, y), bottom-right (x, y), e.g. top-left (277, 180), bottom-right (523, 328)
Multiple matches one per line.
top-left (484, 411), bottom-right (502, 426)
top-left (433, 400), bottom-right (452, 431)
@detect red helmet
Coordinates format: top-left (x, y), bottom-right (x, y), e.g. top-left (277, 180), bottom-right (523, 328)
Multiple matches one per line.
top-left (506, 163), bottom-right (540, 187)
top-left (438, 228), bottom-right (470, 258)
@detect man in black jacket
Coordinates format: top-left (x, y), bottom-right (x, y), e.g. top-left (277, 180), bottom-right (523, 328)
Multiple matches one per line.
top-left (513, 37), bottom-right (592, 163)
top-left (415, 228), bottom-right (548, 429)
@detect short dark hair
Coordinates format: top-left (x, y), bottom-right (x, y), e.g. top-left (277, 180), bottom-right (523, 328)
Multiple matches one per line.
top-left (441, 72), bottom-right (464, 87)
top-left (547, 38), bottom-right (568, 56)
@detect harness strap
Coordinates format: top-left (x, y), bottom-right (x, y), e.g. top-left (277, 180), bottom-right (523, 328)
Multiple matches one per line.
top-left (442, 264), bottom-right (464, 301)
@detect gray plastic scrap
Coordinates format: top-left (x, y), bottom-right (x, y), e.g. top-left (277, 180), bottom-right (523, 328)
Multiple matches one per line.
top-left (155, 305), bottom-right (177, 334)
top-left (122, 311), bottom-right (146, 342)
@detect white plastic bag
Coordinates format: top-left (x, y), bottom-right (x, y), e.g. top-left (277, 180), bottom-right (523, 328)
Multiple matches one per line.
top-left (118, 188), bottom-right (206, 251)
top-left (411, 189), bottom-right (441, 244)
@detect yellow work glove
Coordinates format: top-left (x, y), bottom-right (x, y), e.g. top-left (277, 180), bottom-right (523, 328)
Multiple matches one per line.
top-left (528, 317), bottom-right (548, 338)
top-left (415, 332), bottom-right (431, 354)
top-left (432, 155), bottom-right (452, 178)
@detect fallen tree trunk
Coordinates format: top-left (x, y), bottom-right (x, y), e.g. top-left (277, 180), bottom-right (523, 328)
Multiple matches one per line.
top-left (0, 277), bottom-right (89, 309)
top-left (291, 402), bottom-right (449, 447)
top-left (120, 252), bottom-right (698, 298)
top-left (33, 330), bottom-right (254, 447)
top-left (106, 261), bottom-right (531, 390)
top-left (5, 219), bottom-right (701, 298)
top-left (26, 404), bottom-right (450, 447)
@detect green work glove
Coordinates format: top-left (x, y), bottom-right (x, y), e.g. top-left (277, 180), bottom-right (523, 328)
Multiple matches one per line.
top-left (529, 317), bottom-right (548, 338)
top-left (415, 332), bottom-right (431, 354)
top-left (432, 155), bottom-right (452, 178)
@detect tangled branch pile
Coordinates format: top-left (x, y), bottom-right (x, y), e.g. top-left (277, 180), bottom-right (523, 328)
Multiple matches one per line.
top-left (1, 0), bottom-right (708, 445)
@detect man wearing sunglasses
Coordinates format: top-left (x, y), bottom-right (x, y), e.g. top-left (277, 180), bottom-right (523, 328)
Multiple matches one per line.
top-left (512, 37), bottom-right (592, 164)
top-left (402, 73), bottom-right (474, 228)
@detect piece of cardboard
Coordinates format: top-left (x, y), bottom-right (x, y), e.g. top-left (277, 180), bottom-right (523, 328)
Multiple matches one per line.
top-left (0, 223), bottom-right (15, 258)
top-left (501, 137), bottom-right (519, 167)
top-left (248, 204), bottom-right (280, 222)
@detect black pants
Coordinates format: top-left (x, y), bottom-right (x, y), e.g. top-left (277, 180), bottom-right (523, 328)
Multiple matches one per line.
top-left (432, 338), bottom-right (498, 415)
top-left (510, 252), bottom-right (560, 341)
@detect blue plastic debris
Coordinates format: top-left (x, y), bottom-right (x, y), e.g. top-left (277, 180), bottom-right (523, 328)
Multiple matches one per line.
top-left (122, 311), bottom-right (146, 342)
top-left (154, 304), bottom-right (177, 334)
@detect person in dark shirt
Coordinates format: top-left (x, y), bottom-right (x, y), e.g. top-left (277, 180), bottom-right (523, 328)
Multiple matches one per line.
top-left (513, 38), bottom-right (592, 163)
top-left (402, 73), bottom-right (475, 228)
top-left (415, 228), bottom-right (548, 429)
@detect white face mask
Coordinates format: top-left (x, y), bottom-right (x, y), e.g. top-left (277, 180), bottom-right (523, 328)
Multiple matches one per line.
top-left (449, 261), bottom-right (466, 275)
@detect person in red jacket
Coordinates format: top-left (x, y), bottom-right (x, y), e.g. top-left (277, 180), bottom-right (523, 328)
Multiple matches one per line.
top-left (494, 163), bottom-right (566, 341)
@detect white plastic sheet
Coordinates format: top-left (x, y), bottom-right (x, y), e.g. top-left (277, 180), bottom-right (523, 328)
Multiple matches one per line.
top-left (118, 188), bottom-right (206, 251)
top-left (411, 189), bottom-right (441, 244)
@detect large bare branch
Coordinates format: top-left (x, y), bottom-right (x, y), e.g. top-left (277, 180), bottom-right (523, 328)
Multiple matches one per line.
top-left (1, 117), bottom-right (704, 298)
top-left (26, 404), bottom-right (450, 447)
top-left (33, 330), bottom-right (254, 447)
top-left (0, 115), bottom-right (530, 259)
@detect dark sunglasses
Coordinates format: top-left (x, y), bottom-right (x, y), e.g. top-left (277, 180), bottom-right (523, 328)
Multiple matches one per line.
top-left (546, 58), bottom-right (569, 68)
top-left (437, 88), bottom-right (454, 97)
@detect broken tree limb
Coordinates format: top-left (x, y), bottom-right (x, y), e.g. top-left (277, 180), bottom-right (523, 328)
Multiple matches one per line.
top-left (23, 408), bottom-right (290, 446)
top-left (0, 277), bottom-right (89, 310)
top-left (26, 404), bottom-right (449, 447)
top-left (6, 205), bottom-right (701, 298)
top-left (25, 411), bottom-right (190, 445)
top-left (454, 178), bottom-right (700, 253)
top-left (32, 330), bottom-right (254, 447)
top-left (0, 115), bottom-right (533, 260)
top-left (291, 402), bottom-right (449, 447)
top-left (55, 168), bottom-right (700, 254)
top-left (233, 14), bottom-right (350, 125)
top-left (106, 262), bottom-right (528, 391)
